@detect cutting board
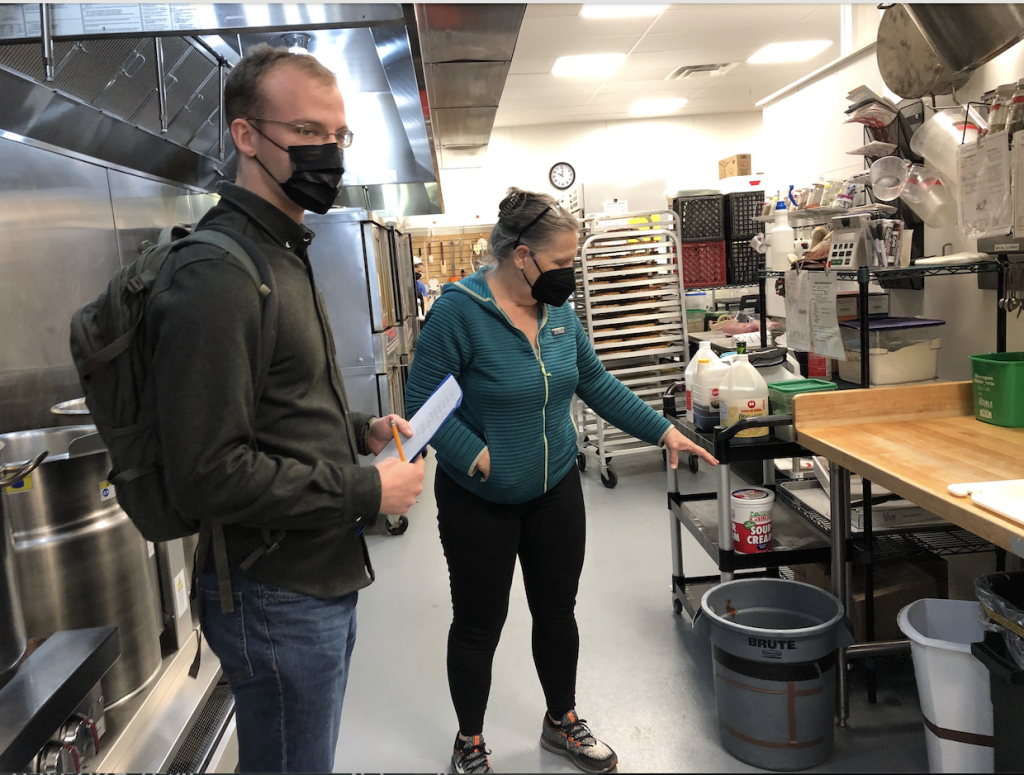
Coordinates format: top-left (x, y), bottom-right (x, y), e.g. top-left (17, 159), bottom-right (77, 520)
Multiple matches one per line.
top-left (948, 480), bottom-right (1024, 524)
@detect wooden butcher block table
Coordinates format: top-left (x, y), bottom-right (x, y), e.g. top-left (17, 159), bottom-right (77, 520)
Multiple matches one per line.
top-left (793, 380), bottom-right (1024, 722)
top-left (794, 381), bottom-right (1024, 554)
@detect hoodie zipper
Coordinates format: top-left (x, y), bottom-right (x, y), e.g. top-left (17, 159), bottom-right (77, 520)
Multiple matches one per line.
top-left (461, 283), bottom-right (552, 493)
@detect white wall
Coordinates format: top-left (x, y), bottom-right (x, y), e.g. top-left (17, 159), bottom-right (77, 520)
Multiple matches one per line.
top-left (762, 42), bottom-right (1024, 380)
top-left (404, 111), bottom-right (764, 230)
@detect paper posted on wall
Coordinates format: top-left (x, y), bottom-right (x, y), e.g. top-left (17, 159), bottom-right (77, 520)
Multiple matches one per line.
top-left (783, 271), bottom-right (844, 359)
top-left (376, 374), bottom-right (462, 461)
top-left (958, 131), bottom-right (1012, 239)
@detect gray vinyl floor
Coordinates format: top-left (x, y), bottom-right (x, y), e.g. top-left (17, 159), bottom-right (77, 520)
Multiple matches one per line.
top-left (335, 452), bottom-right (930, 773)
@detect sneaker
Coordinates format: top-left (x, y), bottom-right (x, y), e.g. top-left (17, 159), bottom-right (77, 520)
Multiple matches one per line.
top-left (540, 711), bottom-right (618, 773)
top-left (451, 733), bottom-right (493, 774)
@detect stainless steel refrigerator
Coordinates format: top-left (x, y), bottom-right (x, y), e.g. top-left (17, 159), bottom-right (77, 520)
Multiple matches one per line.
top-left (305, 209), bottom-right (417, 452)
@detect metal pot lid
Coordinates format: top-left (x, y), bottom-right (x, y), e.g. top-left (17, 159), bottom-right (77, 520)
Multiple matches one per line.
top-left (877, 4), bottom-right (973, 99)
top-left (50, 398), bottom-right (90, 415)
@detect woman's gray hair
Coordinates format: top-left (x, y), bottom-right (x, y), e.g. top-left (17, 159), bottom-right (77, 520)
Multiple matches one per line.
top-left (486, 187), bottom-right (579, 265)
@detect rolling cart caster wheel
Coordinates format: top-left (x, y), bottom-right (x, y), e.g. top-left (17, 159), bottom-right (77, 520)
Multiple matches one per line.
top-left (577, 452), bottom-right (587, 472)
top-left (688, 454), bottom-right (699, 474)
top-left (673, 598), bottom-right (683, 615)
top-left (600, 468), bottom-right (618, 489)
top-left (386, 516), bottom-right (409, 536)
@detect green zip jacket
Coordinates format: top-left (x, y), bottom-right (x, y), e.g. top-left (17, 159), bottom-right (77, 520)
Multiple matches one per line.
top-left (405, 269), bottom-right (673, 505)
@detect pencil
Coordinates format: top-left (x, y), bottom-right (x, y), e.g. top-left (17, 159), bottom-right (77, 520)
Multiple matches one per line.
top-left (390, 417), bottom-right (406, 462)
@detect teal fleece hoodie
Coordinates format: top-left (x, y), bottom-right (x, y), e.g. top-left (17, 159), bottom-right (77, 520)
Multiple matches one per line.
top-left (404, 269), bottom-right (673, 505)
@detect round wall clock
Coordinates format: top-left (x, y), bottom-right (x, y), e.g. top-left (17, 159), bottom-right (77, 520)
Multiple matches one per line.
top-left (549, 162), bottom-right (576, 190)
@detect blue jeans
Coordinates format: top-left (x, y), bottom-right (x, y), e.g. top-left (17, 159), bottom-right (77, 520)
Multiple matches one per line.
top-left (200, 573), bottom-right (358, 773)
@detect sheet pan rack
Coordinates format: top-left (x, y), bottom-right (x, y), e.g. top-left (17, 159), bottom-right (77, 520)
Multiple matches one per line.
top-left (575, 210), bottom-right (688, 487)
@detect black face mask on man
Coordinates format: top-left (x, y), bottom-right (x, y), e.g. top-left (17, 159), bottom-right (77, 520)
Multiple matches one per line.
top-left (250, 125), bottom-right (344, 214)
top-left (523, 254), bottom-right (576, 306)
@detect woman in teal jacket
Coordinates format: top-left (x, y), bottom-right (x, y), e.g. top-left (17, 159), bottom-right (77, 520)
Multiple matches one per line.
top-left (405, 188), bottom-right (717, 774)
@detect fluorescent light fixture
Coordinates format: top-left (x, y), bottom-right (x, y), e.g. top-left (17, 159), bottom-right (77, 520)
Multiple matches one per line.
top-left (580, 4), bottom-right (667, 19)
top-left (552, 53), bottom-right (627, 78)
top-left (748, 40), bottom-right (833, 64)
top-left (628, 98), bottom-right (688, 116)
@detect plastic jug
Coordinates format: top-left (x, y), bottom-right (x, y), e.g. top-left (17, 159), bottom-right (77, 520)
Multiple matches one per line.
top-left (719, 354), bottom-right (770, 441)
top-left (683, 341), bottom-right (722, 421)
top-left (691, 357), bottom-right (730, 432)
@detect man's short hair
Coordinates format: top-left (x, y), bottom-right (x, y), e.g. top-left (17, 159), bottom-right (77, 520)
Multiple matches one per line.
top-left (224, 43), bottom-right (338, 127)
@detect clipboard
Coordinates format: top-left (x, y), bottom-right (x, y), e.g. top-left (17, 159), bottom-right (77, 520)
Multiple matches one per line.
top-left (376, 374), bottom-right (463, 461)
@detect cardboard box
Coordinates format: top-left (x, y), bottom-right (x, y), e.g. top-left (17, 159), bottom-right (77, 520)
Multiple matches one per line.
top-left (792, 555), bottom-right (948, 642)
top-left (719, 154), bottom-right (752, 179)
top-left (836, 292), bottom-right (890, 321)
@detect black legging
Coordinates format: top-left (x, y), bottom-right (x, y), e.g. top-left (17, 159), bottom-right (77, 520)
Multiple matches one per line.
top-left (435, 465), bottom-right (587, 737)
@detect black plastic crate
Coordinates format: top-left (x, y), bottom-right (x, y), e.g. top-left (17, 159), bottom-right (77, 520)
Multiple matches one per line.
top-left (672, 194), bottom-right (725, 243)
top-left (726, 240), bottom-right (762, 285)
top-left (725, 191), bottom-right (765, 239)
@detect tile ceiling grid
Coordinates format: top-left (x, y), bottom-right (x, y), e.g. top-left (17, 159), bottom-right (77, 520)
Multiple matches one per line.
top-left (496, 3), bottom-right (841, 127)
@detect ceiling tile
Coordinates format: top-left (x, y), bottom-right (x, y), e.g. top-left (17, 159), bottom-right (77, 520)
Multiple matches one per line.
top-left (586, 89), bottom-right (701, 105)
top-left (653, 4), bottom-right (818, 33)
top-left (500, 94), bottom-right (593, 109)
top-left (524, 4), bottom-right (583, 18)
top-left (518, 14), bottom-right (657, 39)
top-left (502, 83), bottom-right (600, 100)
top-left (634, 28), bottom-right (789, 55)
top-left (575, 104), bottom-right (630, 115)
top-left (604, 65), bottom-right (675, 82)
top-left (508, 56), bottom-right (556, 75)
top-left (512, 34), bottom-right (640, 59)
top-left (595, 80), bottom-right (709, 96)
top-left (503, 74), bottom-right (600, 93)
top-left (622, 49), bottom-right (757, 70)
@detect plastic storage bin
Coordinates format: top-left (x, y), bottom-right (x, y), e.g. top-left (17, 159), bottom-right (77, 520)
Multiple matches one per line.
top-left (679, 241), bottom-right (727, 288)
top-left (838, 317), bottom-right (945, 385)
top-left (767, 379), bottom-right (837, 442)
top-left (673, 194), bottom-right (725, 242)
top-left (726, 240), bottom-right (762, 285)
top-left (725, 191), bottom-right (765, 239)
top-left (898, 599), bottom-right (993, 773)
top-left (970, 353), bottom-right (1024, 428)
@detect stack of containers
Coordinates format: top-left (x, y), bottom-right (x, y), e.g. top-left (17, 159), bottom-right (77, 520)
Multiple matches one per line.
top-left (672, 194), bottom-right (727, 287)
top-left (724, 191), bottom-right (765, 285)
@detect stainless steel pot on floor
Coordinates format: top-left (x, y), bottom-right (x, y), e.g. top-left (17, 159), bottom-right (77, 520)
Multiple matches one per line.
top-left (0, 426), bottom-right (163, 705)
top-left (0, 445), bottom-right (45, 677)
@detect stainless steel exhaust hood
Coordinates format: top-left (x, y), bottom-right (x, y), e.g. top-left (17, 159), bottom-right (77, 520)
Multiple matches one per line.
top-left (0, 4), bottom-right (445, 216)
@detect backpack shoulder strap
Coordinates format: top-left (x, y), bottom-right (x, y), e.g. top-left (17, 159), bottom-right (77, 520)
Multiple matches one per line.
top-left (184, 226), bottom-right (279, 403)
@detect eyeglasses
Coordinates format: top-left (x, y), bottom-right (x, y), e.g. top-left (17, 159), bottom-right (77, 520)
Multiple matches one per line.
top-left (245, 117), bottom-right (354, 148)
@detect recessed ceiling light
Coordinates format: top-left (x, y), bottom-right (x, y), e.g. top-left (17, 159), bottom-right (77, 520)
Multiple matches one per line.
top-left (628, 98), bottom-right (688, 116)
top-left (580, 4), bottom-right (668, 19)
top-left (552, 53), bottom-right (627, 78)
top-left (748, 40), bottom-right (833, 64)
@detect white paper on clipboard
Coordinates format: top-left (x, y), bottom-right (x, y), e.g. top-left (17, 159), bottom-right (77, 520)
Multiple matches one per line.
top-left (377, 374), bottom-right (463, 461)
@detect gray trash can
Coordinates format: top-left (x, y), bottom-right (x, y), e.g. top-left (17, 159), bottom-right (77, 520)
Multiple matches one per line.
top-left (700, 578), bottom-right (853, 771)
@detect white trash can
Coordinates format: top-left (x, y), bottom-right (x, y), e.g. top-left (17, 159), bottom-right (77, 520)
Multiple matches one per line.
top-left (898, 598), bottom-right (994, 773)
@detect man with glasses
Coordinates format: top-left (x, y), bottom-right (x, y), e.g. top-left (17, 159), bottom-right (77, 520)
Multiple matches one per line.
top-left (146, 44), bottom-right (426, 772)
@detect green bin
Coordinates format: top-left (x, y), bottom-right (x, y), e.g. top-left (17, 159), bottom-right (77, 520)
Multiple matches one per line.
top-left (767, 379), bottom-right (838, 442)
top-left (970, 353), bottom-right (1024, 428)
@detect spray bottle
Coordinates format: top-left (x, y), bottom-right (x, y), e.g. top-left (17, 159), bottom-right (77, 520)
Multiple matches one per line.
top-left (768, 189), bottom-right (796, 271)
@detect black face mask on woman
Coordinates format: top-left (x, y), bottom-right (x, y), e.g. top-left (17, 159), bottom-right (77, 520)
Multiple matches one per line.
top-left (523, 254), bottom-right (577, 306)
top-left (251, 128), bottom-right (345, 214)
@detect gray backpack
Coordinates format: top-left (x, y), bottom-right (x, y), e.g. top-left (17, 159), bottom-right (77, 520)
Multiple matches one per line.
top-left (70, 224), bottom-right (282, 636)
